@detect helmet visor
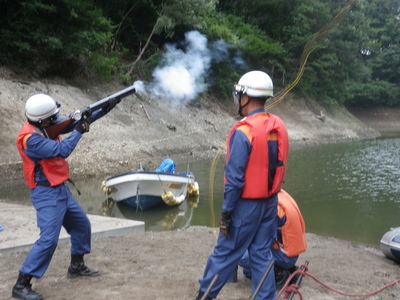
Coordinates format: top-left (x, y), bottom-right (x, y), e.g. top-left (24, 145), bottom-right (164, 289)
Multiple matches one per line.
top-left (233, 91), bottom-right (240, 105)
top-left (233, 84), bottom-right (247, 105)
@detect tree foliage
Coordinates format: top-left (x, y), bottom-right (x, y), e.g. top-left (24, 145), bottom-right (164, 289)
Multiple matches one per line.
top-left (0, 0), bottom-right (399, 107)
top-left (0, 0), bottom-right (113, 76)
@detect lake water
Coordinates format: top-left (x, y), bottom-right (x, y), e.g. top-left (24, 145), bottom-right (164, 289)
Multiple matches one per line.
top-left (1, 135), bottom-right (400, 248)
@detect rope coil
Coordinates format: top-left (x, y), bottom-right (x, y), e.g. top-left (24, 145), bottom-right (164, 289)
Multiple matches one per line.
top-left (275, 263), bottom-right (400, 299)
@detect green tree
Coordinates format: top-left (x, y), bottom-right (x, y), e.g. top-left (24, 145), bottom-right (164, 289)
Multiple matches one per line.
top-left (0, 0), bottom-right (113, 76)
top-left (123, 0), bottom-right (218, 77)
top-left (341, 0), bottom-right (400, 107)
top-left (217, 0), bottom-right (400, 108)
top-left (0, 0), bottom-right (399, 108)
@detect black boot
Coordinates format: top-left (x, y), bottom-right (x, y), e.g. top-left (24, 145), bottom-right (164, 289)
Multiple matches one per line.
top-left (194, 290), bottom-right (213, 300)
top-left (12, 273), bottom-right (43, 300)
top-left (67, 254), bottom-right (99, 278)
top-left (274, 266), bottom-right (290, 290)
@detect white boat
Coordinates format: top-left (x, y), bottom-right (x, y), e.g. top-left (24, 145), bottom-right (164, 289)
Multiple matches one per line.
top-left (102, 160), bottom-right (199, 211)
top-left (380, 227), bottom-right (400, 263)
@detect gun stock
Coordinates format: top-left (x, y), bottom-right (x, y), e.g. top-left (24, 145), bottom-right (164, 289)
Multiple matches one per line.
top-left (45, 118), bottom-right (75, 139)
top-left (44, 85), bottom-right (136, 139)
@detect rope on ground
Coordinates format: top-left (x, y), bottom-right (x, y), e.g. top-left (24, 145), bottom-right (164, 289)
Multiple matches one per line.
top-left (304, 272), bottom-right (400, 298)
top-left (275, 263), bottom-right (400, 299)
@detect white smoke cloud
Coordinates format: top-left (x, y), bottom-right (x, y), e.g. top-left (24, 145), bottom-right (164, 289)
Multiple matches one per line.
top-left (134, 30), bottom-right (245, 105)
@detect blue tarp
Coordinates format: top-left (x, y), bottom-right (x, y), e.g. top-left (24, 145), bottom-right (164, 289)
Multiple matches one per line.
top-left (156, 158), bottom-right (176, 173)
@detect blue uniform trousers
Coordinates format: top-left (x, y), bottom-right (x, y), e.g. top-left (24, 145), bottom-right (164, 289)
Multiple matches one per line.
top-left (20, 183), bottom-right (91, 278)
top-left (199, 195), bottom-right (278, 300)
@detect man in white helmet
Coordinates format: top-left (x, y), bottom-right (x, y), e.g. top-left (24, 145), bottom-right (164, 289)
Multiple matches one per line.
top-left (13, 94), bottom-right (117, 300)
top-left (195, 71), bottom-right (289, 300)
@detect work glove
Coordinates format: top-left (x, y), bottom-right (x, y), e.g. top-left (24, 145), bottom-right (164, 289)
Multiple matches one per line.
top-left (102, 98), bottom-right (120, 115)
top-left (219, 211), bottom-right (232, 239)
top-left (75, 119), bottom-right (90, 134)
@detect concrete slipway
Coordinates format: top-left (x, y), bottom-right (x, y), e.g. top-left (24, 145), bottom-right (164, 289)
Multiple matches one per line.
top-left (0, 202), bottom-right (145, 256)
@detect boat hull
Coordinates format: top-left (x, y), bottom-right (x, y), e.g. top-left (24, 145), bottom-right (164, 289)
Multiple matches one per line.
top-left (105, 171), bottom-right (195, 210)
top-left (380, 227), bottom-right (400, 262)
top-left (120, 195), bottom-right (168, 211)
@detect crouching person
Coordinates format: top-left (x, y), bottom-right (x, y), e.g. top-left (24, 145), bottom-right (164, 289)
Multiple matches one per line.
top-left (229, 189), bottom-right (307, 290)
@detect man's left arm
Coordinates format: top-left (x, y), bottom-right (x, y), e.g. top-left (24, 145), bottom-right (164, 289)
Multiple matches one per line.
top-left (61, 98), bottom-right (119, 134)
top-left (61, 109), bottom-right (106, 134)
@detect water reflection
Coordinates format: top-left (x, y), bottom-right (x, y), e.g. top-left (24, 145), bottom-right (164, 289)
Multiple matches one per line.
top-left (101, 196), bottom-right (200, 231)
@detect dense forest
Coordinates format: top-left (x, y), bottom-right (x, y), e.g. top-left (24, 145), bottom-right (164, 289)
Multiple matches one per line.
top-left (1, 0), bottom-right (399, 108)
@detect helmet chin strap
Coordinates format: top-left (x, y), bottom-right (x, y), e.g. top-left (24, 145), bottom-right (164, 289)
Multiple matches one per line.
top-left (238, 96), bottom-right (251, 117)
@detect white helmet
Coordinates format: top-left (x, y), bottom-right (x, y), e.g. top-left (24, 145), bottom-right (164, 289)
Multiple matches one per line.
top-left (25, 94), bottom-right (60, 123)
top-left (233, 70), bottom-right (273, 99)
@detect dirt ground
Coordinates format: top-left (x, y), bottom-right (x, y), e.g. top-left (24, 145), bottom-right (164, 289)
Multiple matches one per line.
top-left (1, 67), bottom-right (400, 299)
top-left (1, 228), bottom-right (400, 300)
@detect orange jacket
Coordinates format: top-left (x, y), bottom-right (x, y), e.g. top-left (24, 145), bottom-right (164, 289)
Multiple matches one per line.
top-left (226, 112), bottom-right (289, 198)
top-left (16, 121), bottom-right (70, 188)
top-left (273, 189), bottom-right (307, 257)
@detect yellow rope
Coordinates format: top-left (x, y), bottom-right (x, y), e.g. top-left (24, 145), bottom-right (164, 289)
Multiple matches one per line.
top-left (266, 0), bottom-right (358, 110)
top-left (0, 161), bottom-right (22, 166)
top-left (208, 143), bottom-right (225, 229)
top-left (208, 0), bottom-right (359, 232)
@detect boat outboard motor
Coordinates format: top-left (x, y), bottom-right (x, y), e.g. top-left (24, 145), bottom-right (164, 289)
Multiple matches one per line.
top-left (380, 227), bottom-right (400, 262)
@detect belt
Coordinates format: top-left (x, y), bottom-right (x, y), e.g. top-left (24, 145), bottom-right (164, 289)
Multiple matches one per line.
top-left (36, 182), bottom-right (65, 187)
top-left (35, 180), bottom-right (79, 195)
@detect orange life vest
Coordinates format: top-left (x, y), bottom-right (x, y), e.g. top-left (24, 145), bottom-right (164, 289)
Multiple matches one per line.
top-left (226, 112), bottom-right (289, 198)
top-left (16, 121), bottom-right (70, 188)
top-left (273, 189), bottom-right (307, 257)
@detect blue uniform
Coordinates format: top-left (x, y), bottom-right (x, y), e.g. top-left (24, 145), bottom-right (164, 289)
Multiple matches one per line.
top-left (239, 214), bottom-right (298, 279)
top-left (20, 111), bottom-right (103, 278)
top-left (198, 108), bottom-right (281, 300)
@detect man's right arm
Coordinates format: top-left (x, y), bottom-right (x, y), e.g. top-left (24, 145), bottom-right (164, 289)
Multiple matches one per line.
top-left (24, 131), bottom-right (82, 160)
top-left (223, 129), bottom-right (251, 212)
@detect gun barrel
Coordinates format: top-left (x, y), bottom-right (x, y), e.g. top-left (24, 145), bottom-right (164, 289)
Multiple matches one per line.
top-left (87, 85), bottom-right (136, 113)
top-left (44, 84), bottom-right (136, 138)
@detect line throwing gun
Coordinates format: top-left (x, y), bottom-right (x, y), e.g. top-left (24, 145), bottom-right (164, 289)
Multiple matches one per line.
top-left (44, 84), bottom-right (136, 139)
